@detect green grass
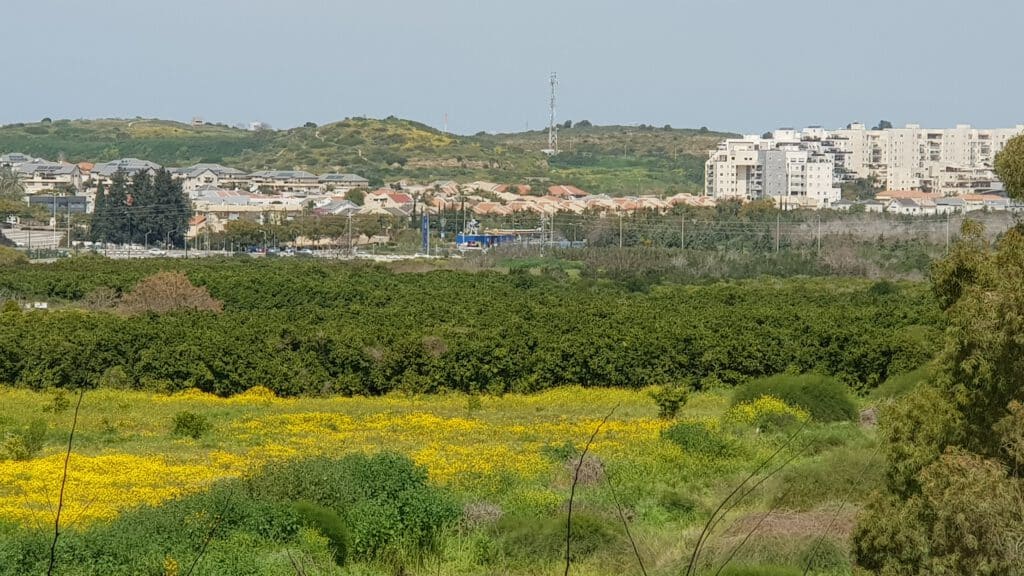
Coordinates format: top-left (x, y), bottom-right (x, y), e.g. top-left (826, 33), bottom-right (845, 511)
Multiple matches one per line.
top-left (0, 386), bottom-right (876, 575)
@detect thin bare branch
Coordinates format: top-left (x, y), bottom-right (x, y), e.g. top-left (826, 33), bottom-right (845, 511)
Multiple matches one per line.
top-left (605, 470), bottom-right (649, 576)
top-left (685, 419), bottom-right (808, 576)
top-left (46, 387), bottom-right (84, 576)
top-left (801, 444), bottom-right (881, 576)
top-left (565, 403), bottom-right (618, 576)
top-left (183, 489), bottom-right (235, 576)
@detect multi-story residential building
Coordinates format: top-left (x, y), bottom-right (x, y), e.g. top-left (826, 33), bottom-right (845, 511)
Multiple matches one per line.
top-left (248, 170), bottom-right (321, 195)
top-left (708, 123), bottom-right (1024, 205)
top-left (171, 164), bottom-right (251, 195)
top-left (828, 123), bottom-right (1024, 192)
top-left (90, 158), bottom-right (162, 187)
top-left (319, 173), bottom-right (369, 191)
top-left (704, 131), bottom-right (840, 208)
top-left (13, 161), bottom-right (83, 194)
top-left (0, 152), bottom-right (37, 168)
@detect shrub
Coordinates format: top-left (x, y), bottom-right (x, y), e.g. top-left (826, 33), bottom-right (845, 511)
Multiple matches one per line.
top-left (799, 538), bottom-right (850, 573)
top-left (657, 490), bottom-right (700, 519)
top-left (292, 501), bottom-right (350, 565)
top-left (650, 383), bottom-right (691, 419)
top-left (662, 420), bottom-right (734, 457)
top-left (495, 512), bottom-right (621, 563)
top-left (171, 410), bottom-right (210, 439)
top-left (42, 390), bottom-right (70, 413)
top-left (0, 419), bottom-right (46, 461)
top-left (0, 247), bottom-right (28, 267)
top-left (732, 374), bottom-right (857, 422)
top-left (97, 365), bottom-right (133, 390)
top-left (118, 271), bottom-right (223, 315)
top-left (248, 453), bottom-right (458, 561)
top-left (724, 396), bottom-right (810, 433)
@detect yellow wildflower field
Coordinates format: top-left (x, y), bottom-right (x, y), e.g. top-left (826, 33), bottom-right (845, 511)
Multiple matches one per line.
top-left (0, 386), bottom-right (705, 527)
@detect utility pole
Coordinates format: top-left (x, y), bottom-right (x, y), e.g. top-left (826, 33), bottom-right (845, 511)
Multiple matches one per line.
top-left (945, 211), bottom-right (950, 254)
top-left (347, 213), bottom-right (353, 256)
top-left (816, 214), bottom-right (821, 256)
top-left (619, 214), bottom-right (624, 248)
top-left (775, 212), bottom-right (780, 253)
top-left (548, 72), bottom-right (558, 154)
top-left (680, 214), bottom-right (685, 250)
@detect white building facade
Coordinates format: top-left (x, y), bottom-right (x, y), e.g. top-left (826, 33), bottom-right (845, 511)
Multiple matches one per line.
top-left (707, 123), bottom-right (1024, 205)
top-left (827, 123), bottom-right (1024, 194)
top-left (704, 130), bottom-right (841, 208)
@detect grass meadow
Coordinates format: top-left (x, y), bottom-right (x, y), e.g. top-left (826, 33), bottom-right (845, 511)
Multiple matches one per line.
top-left (0, 384), bottom-right (878, 575)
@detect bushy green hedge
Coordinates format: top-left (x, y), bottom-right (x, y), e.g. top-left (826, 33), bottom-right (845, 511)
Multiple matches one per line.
top-left (732, 374), bottom-right (858, 422)
top-left (662, 420), bottom-right (734, 457)
top-left (0, 453), bottom-right (455, 575)
top-left (0, 259), bottom-right (942, 396)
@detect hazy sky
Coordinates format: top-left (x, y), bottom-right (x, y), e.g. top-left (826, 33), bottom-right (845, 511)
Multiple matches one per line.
top-left (4, 0), bottom-right (1022, 134)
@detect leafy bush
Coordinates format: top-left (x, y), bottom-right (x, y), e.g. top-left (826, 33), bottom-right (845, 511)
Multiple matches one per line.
top-left (732, 375), bottom-right (857, 422)
top-left (650, 383), bottom-right (691, 419)
top-left (871, 364), bottom-right (930, 400)
top-left (248, 453), bottom-right (458, 560)
top-left (1, 419), bottom-right (46, 461)
top-left (118, 271), bottom-right (223, 315)
top-left (292, 501), bottom-right (350, 565)
top-left (657, 490), bottom-right (700, 519)
top-left (662, 420), bottom-right (734, 457)
top-left (724, 396), bottom-right (810, 433)
top-left (171, 410), bottom-right (211, 439)
top-left (495, 513), bottom-right (621, 564)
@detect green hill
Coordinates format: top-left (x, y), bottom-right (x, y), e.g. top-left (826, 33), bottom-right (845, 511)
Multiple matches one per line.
top-left (0, 117), bottom-right (736, 195)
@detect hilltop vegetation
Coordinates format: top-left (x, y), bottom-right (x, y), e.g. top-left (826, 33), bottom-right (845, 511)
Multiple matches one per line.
top-left (0, 117), bottom-right (735, 194)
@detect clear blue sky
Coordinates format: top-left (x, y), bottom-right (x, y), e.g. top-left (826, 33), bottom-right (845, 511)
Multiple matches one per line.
top-left (3, 0), bottom-right (1021, 134)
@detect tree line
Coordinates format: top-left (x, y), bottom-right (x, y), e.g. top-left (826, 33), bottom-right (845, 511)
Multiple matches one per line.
top-left (0, 259), bottom-right (942, 396)
top-left (90, 169), bottom-right (190, 247)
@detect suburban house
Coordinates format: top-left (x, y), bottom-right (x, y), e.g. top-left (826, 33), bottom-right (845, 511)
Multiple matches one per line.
top-left (13, 161), bottom-right (83, 194)
top-left (312, 198), bottom-right (360, 216)
top-left (1, 152), bottom-right (37, 168)
top-left (172, 164), bottom-right (251, 194)
top-left (90, 158), bottom-right (162, 186)
top-left (192, 189), bottom-right (307, 228)
top-left (548, 184), bottom-right (589, 198)
top-left (248, 170), bottom-right (321, 194)
top-left (319, 173), bottom-right (370, 191)
top-left (363, 190), bottom-right (414, 211)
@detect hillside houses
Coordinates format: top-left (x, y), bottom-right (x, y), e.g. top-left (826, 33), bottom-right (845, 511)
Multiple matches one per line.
top-left (171, 163), bottom-right (251, 194)
top-left (91, 158), bottom-right (162, 185)
top-left (13, 161), bottom-right (83, 194)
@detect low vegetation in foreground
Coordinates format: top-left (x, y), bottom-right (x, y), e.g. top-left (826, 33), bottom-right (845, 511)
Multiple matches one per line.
top-left (0, 383), bottom-right (878, 575)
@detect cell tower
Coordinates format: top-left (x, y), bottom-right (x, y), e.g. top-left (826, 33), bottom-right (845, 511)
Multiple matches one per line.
top-left (547, 72), bottom-right (558, 155)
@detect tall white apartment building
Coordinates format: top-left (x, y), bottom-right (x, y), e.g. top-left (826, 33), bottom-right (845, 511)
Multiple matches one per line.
top-left (828, 123), bottom-right (1024, 194)
top-left (704, 130), bottom-right (841, 208)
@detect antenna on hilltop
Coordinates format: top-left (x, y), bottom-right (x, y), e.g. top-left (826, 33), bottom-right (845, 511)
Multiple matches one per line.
top-left (545, 72), bottom-right (558, 155)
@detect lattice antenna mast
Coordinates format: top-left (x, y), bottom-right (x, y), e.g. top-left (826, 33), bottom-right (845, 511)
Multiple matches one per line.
top-left (548, 72), bottom-right (558, 154)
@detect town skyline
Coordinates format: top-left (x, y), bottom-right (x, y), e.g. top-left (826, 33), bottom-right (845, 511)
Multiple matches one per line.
top-left (3, 0), bottom-right (1023, 134)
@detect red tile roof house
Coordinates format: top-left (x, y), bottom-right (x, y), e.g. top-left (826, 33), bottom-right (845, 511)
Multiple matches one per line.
top-left (547, 185), bottom-right (589, 198)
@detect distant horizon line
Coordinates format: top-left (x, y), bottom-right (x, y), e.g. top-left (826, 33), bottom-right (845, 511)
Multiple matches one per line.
top-left (2, 115), bottom-right (1023, 137)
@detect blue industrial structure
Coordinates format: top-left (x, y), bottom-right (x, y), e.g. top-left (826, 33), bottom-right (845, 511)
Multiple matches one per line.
top-left (455, 232), bottom-right (518, 249)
